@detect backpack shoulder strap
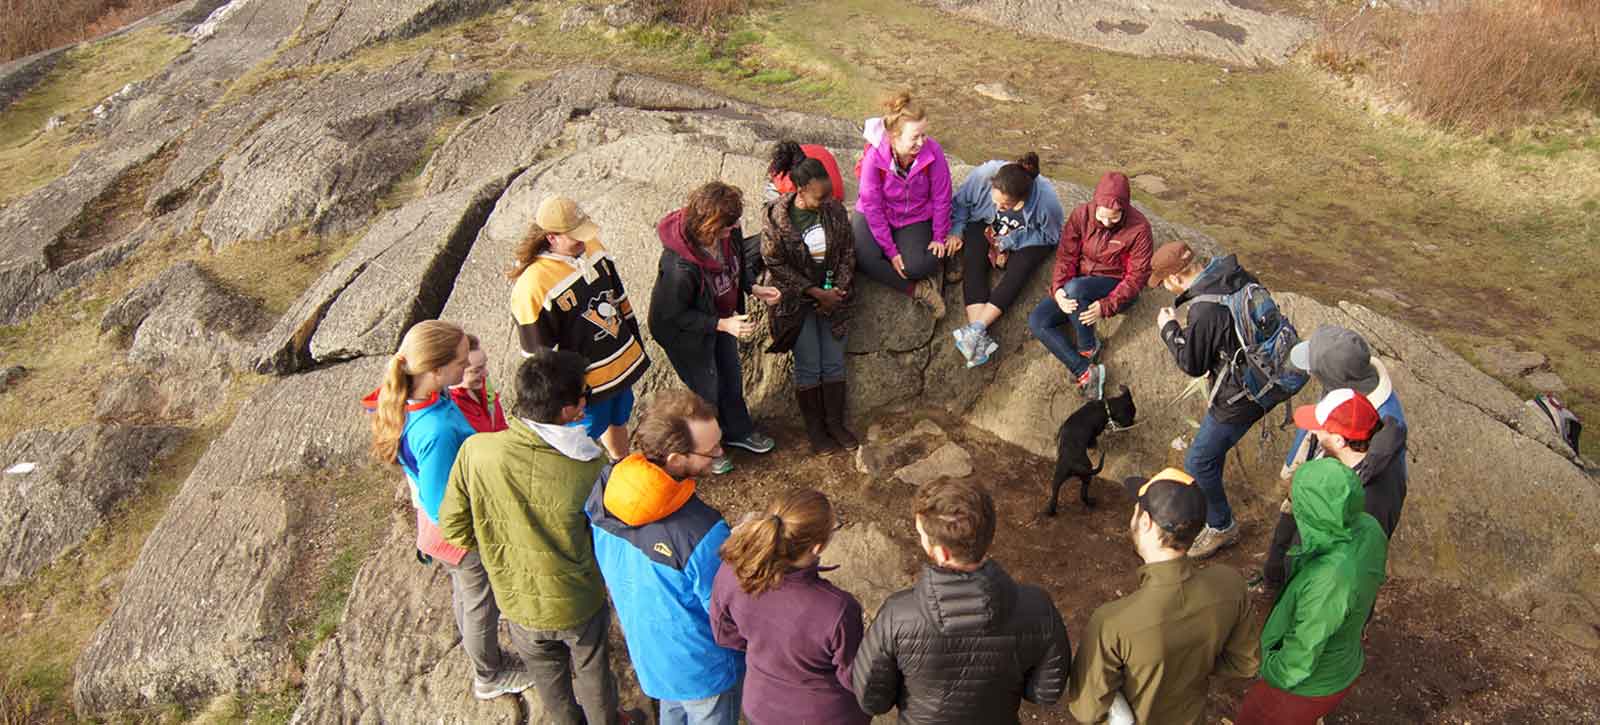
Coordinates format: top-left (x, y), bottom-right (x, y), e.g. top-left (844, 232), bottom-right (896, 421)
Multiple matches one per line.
top-left (1188, 293), bottom-right (1227, 306)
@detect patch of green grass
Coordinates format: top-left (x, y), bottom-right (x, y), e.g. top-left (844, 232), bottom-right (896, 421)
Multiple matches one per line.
top-left (293, 545), bottom-right (367, 664)
top-left (749, 68), bottom-right (797, 85)
top-left (0, 27), bottom-right (190, 203)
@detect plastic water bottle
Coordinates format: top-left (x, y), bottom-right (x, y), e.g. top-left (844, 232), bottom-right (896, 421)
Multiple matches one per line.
top-left (823, 270), bottom-right (835, 290)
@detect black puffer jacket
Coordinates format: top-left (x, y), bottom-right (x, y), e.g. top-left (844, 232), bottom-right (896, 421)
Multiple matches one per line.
top-left (852, 561), bottom-right (1071, 724)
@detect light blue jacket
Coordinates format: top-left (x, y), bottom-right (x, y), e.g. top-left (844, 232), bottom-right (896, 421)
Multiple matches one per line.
top-left (948, 160), bottom-right (1066, 251)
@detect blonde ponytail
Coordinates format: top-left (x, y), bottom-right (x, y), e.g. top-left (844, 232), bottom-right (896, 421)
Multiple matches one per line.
top-left (718, 489), bottom-right (834, 595)
top-left (369, 320), bottom-right (467, 464)
top-left (882, 90), bottom-right (926, 136)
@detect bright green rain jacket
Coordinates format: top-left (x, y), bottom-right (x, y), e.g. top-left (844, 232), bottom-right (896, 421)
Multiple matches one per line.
top-left (1259, 457), bottom-right (1389, 696)
top-left (438, 417), bottom-right (607, 632)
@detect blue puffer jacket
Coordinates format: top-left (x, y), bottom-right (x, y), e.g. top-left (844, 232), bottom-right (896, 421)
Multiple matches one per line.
top-left (584, 455), bottom-right (743, 701)
top-left (948, 160), bottom-right (1066, 252)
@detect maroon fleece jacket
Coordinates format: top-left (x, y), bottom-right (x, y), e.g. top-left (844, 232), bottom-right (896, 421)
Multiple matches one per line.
top-left (1050, 172), bottom-right (1154, 316)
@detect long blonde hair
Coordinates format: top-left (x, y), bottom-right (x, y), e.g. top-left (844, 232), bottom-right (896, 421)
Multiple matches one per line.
top-left (507, 222), bottom-right (551, 280)
top-left (882, 90), bottom-right (927, 136)
top-left (718, 489), bottom-right (834, 596)
top-left (370, 320), bottom-right (467, 464)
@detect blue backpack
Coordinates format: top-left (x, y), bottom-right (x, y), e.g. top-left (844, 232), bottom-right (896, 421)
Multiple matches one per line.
top-left (1191, 283), bottom-right (1309, 412)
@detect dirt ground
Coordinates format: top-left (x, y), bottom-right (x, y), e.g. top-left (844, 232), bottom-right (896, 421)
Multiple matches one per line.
top-left (697, 410), bottom-right (1599, 724)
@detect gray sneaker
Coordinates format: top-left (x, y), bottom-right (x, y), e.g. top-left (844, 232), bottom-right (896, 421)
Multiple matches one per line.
top-left (1077, 363), bottom-right (1105, 401)
top-left (726, 431), bottom-right (776, 454)
top-left (472, 666), bottom-right (534, 700)
top-left (1187, 522), bottom-right (1241, 560)
top-left (710, 455), bottom-right (735, 475)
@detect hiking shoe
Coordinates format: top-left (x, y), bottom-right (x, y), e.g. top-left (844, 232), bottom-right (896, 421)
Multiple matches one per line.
top-left (953, 324), bottom-right (980, 364)
top-left (726, 431), bottom-right (776, 454)
top-left (1078, 344), bottom-right (1100, 361)
top-left (1076, 364), bottom-right (1105, 401)
top-left (968, 333), bottom-right (998, 368)
top-left (472, 667), bottom-right (534, 700)
top-left (912, 278), bottom-right (946, 318)
top-left (710, 455), bottom-right (734, 475)
top-left (1187, 522), bottom-right (1241, 560)
top-left (618, 708), bottom-right (649, 725)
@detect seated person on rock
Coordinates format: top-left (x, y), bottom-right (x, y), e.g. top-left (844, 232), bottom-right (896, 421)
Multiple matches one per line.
top-left (765, 140), bottom-right (844, 203)
top-left (851, 91), bottom-right (952, 317)
top-left (760, 157), bottom-right (859, 452)
top-left (1027, 171), bottom-right (1153, 400)
top-left (946, 151), bottom-right (1065, 368)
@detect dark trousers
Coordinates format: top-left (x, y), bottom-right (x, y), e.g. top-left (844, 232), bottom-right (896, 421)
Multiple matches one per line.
top-left (852, 216), bottom-right (938, 293)
top-left (442, 551), bottom-right (506, 679)
top-left (510, 604), bottom-right (620, 725)
top-left (1027, 275), bottom-right (1123, 376)
top-left (665, 332), bottom-right (756, 441)
top-left (957, 222), bottom-right (1053, 311)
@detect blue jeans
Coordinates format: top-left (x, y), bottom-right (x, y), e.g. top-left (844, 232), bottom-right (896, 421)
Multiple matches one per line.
top-left (659, 678), bottom-right (742, 725)
top-left (793, 312), bottom-right (846, 388)
top-left (1186, 412), bottom-right (1259, 529)
top-left (1028, 275), bottom-right (1122, 376)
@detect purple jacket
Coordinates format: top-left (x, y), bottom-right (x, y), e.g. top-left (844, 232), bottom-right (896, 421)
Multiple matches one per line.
top-left (710, 563), bottom-right (869, 725)
top-left (854, 116), bottom-right (954, 259)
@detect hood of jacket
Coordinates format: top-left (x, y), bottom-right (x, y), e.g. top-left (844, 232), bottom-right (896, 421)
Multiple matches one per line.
top-left (1091, 171), bottom-right (1132, 215)
top-left (657, 208), bottom-right (725, 273)
top-left (914, 560), bottom-right (1017, 635)
top-left (1288, 457), bottom-right (1365, 560)
top-left (1176, 253), bottom-right (1255, 305)
top-left (862, 116), bottom-right (887, 151)
top-left (598, 453), bottom-right (696, 527)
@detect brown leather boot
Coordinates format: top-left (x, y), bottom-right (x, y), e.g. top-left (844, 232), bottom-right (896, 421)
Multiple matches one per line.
top-left (797, 386), bottom-right (837, 452)
top-left (819, 380), bottom-right (859, 449)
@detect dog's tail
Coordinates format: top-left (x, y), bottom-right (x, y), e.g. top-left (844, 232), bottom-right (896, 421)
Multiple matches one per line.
top-left (1090, 448), bottom-right (1107, 476)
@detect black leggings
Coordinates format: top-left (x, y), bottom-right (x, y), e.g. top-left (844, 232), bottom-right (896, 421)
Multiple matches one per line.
top-left (958, 222), bottom-right (1053, 311)
top-left (852, 216), bottom-right (939, 294)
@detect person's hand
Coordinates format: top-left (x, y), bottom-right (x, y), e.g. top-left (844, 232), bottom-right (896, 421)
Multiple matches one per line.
top-left (891, 254), bottom-right (908, 278)
top-left (1055, 288), bottom-right (1079, 315)
top-left (943, 233), bottom-right (964, 255)
top-left (717, 314), bottom-right (757, 338)
top-left (1079, 300), bottom-right (1104, 326)
top-left (810, 287), bottom-right (845, 314)
top-left (1157, 306), bottom-right (1176, 329)
top-left (928, 240), bottom-right (950, 259)
top-left (751, 284), bottom-right (781, 306)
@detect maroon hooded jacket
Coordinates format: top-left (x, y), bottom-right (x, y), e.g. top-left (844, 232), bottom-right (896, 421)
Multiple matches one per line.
top-left (1050, 172), bottom-right (1154, 317)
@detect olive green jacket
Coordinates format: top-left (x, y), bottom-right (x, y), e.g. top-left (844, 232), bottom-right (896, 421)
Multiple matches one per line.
top-left (439, 418), bottom-right (607, 631)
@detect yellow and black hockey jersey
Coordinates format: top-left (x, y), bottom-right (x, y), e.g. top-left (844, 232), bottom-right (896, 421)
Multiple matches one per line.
top-left (511, 239), bottom-right (649, 401)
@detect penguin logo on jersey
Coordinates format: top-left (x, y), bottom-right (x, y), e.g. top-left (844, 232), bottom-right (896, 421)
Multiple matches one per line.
top-left (583, 292), bottom-right (624, 340)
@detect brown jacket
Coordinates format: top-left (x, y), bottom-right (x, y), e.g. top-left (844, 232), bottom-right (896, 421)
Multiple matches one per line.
top-left (760, 192), bottom-right (856, 352)
top-left (1067, 558), bottom-right (1259, 724)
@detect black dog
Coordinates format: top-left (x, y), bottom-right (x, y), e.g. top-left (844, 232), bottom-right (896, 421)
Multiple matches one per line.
top-left (1045, 385), bottom-right (1137, 516)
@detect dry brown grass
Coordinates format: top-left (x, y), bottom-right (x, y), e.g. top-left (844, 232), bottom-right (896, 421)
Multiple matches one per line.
top-left (669, 0), bottom-right (751, 29)
top-left (0, 0), bottom-right (182, 62)
top-left (1390, 0), bottom-right (1600, 132)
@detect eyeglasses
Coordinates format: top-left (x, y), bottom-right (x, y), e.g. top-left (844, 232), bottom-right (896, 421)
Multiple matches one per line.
top-left (686, 444), bottom-right (724, 459)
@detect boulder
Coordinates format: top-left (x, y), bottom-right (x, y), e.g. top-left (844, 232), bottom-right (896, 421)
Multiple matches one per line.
top-left (198, 58), bottom-right (489, 247)
top-left (1523, 371), bottom-right (1567, 393)
top-left (291, 511), bottom-right (534, 724)
top-left (277, 0), bottom-right (507, 67)
top-left (1476, 345), bottom-right (1547, 378)
top-left (822, 523), bottom-right (915, 617)
top-left (92, 374), bottom-right (168, 424)
top-left (856, 419), bottom-right (948, 478)
top-left (895, 442), bottom-right (975, 488)
top-left (932, 0), bottom-right (1315, 66)
top-left (100, 261), bottom-right (265, 371)
top-left (74, 359), bottom-right (384, 716)
top-left (0, 424), bottom-right (185, 586)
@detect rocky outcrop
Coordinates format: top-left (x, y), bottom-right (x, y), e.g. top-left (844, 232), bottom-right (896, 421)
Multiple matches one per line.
top-left (74, 359), bottom-right (383, 716)
top-left (290, 511), bottom-right (533, 724)
top-left (277, 0), bottom-right (508, 67)
top-left (198, 58), bottom-right (489, 247)
top-left (100, 261), bottom-right (265, 370)
top-left (0, 424), bottom-right (185, 586)
top-left (823, 523), bottom-right (915, 617)
top-left (932, 0), bottom-right (1315, 66)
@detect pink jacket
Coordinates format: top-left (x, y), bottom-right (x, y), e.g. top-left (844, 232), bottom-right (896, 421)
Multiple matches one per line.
top-left (853, 117), bottom-right (953, 258)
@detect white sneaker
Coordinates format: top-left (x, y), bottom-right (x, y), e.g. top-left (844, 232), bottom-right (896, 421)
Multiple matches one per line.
top-left (1187, 521), bottom-right (1241, 559)
top-left (473, 666), bottom-right (534, 700)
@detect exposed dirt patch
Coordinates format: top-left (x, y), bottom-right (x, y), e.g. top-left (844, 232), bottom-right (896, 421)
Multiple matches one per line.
top-left (44, 144), bottom-right (172, 269)
top-left (1185, 17), bottom-right (1249, 45)
top-left (1094, 20), bottom-right (1149, 35)
top-left (699, 410), bottom-right (1600, 723)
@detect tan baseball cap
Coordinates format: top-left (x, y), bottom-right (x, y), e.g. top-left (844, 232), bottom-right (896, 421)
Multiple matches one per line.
top-left (1147, 241), bottom-right (1195, 288)
top-left (536, 196), bottom-right (600, 242)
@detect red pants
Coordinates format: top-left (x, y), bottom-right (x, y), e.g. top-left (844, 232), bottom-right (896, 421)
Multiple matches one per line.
top-left (1236, 679), bottom-right (1354, 725)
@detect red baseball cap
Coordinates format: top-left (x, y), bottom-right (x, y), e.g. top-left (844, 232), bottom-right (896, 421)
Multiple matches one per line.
top-left (1293, 388), bottom-right (1380, 441)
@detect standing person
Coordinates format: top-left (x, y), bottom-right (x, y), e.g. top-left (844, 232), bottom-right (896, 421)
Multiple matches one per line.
top-left (1028, 171), bottom-right (1153, 400)
top-left (448, 334), bottom-right (508, 433)
top-left (1237, 457), bottom-right (1388, 725)
top-left (649, 182), bottom-right (782, 474)
top-left (766, 140), bottom-right (844, 202)
top-left (853, 479), bottom-right (1070, 724)
top-left (363, 320), bottom-right (530, 700)
top-left (1259, 326), bottom-right (1409, 592)
top-left (1067, 468), bottom-right (1260, 725)
top-left (585, 390), bottom-right (744, 725)
top-left (1151, 241), bottom-right (1264, 558)
top-left (438, 350), bottom-right (643, 725)
top-left (709, 489), bottom-right (867, 725)
top-left (761, 157), bottom-right (859, 452)
top-left (946, 152), bottom-right (1065, 368)
top-left (852, 91), bottom-right (952, 317)
top-left (509, 195), bottom-right (650, 462)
